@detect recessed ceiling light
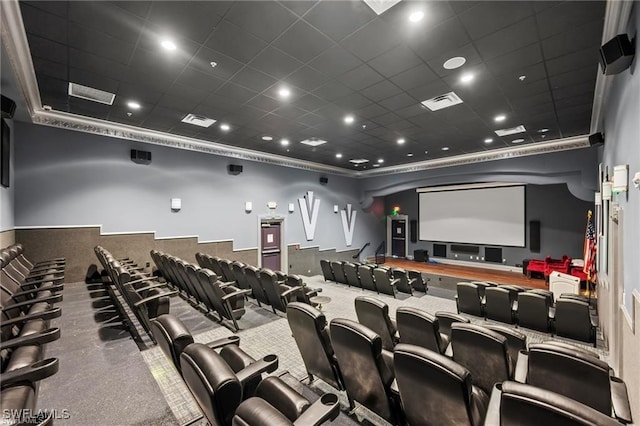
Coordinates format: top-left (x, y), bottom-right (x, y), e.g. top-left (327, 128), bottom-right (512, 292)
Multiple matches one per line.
top-left (261, 136), bottom-right (273, 141)
top-left (220, 123), bottom-right (230, 131)
top-left (377, 158), bottom-right (384, 163)
top-left (409, 11), bottom-right (424, 22)
top-left (460, 73), bottom-right (474, 83)
top-left (424, 150), bottom-right (429, 154)
top-left (443, 56), bottom-right (466, 70)
top-left (373, 164), bottom-right (380, 168)
top-left (484, 138), bottom-right (493, 144)
top-left (541, 134), bottom-right (546, 138)
top-left (127, 101), bottom-right (141, 110)
top-left (280, 138), bottom-right (289, 146)
top-left (519, 75), bottom-right (527, 81)
top-left (344, 115), bottom-right (355, 124)
top-left (160, 39), bottom-right (177, 51)
top-left (362, 124), bottom-right (367, 129)
top-left (278, 87), bottom-right (291, 99)
top-left (336, 153), bottom-right (343, 158)
top-left (494, 114), bottom-right (507, 122)
top-left (538, 128), bottom-right (549, 133)
top-left (349, 158), bottom-right (369, 164)
top-left (407, 153), bottom-right (414, 157)
top-left (441, 146), bottom-right (450, 151)
top-left (210, 61), bottom-right (218, 68)
top-left (397, 138), bottom-right (405, 145)
top-left (300, 138), bottom-right (327, 147)
top-left (512, 138), bottom-right (525, 144)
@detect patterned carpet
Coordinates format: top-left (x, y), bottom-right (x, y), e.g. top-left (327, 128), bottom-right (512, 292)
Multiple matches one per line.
top-left (141, 274), bottom-right (608, 425)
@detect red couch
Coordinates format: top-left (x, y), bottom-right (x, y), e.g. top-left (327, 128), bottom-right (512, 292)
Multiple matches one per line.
top-left (526, 255), bottom-right (572, 278)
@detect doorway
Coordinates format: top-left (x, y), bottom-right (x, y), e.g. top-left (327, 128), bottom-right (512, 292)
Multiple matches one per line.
top-left (258, 217), bottom-right (286, 272)
top-left (387, 215), bottom-right (408, 258)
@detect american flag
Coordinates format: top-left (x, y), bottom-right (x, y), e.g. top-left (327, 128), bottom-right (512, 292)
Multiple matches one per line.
top-left (583, 211), bottom-right (597, 282)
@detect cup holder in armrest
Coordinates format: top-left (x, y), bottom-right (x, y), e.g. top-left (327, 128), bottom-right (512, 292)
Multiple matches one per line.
top-left (321, 393), bottom-right (338, 405)
top-left (263, 354), bottom-right (277, 363)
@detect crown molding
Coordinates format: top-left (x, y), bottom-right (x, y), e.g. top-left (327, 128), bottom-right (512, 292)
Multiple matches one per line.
top-left (2, 0), bottom-right (592, 179)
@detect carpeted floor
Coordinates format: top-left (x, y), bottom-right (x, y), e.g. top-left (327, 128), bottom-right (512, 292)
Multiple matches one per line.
top-left (38, 274), bottom-right (607, 425)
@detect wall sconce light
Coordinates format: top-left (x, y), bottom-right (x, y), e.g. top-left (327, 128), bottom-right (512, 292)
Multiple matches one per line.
top-left (267, 201), bottom-right (277, 210)
top-left (602, 181), bottom-right (612, 200)
top-left (612, 164), bottom-right (629, 193)
top-left (632, 171), bottom-right (640, 189)
top-left (245, 201), bottom-right (252, 213)
top-left (171, 198), bottom-right (181, 212)
top-left (288, 203), bottom-right (295, 213)
top-left (333, 204), bottom-right (339, 213)
top-left (594, 192), bottom-right (602, 206)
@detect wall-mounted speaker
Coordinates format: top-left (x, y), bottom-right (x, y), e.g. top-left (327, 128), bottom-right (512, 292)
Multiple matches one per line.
top-left (228, 164), bottom-right (243, 175)
top-left (530, 220), bottom-right (541, 253)
top-left (451, 244), bottom-right (480, 254)
top-left (130, 149), bottom-right (151, 165)
top-left (1, 95), bottom-right (16, 119)
top-left (599, 34), bottom-right (635, 75)
top-left (410, 219), bottom-right (417, 243)
top-left (485, 247), bottom-right (503, 263)
top-left (319, 176), bottom-right (328, 185)
top-left (433, 243), bottom-right (447, 258)
top-left (589, 132), bottom-right (604, 146)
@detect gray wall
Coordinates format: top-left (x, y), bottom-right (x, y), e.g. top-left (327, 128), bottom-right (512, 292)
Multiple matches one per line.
top-left (0, 118), bottom-right (14, 233)
top-left (14, 122), bottom-right (383, 258)
top-left (602, 4), bottom-right (640, 313)
top-left (385, 183), bottom-right (594, 267)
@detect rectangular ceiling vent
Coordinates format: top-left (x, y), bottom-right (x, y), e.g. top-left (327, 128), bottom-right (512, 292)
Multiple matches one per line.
top-left (420, 92), bottom-right (463, 111)
top-left (300, 138), bottom-right (327, 147)
top-left (349, 158), bottom-right (369, 164)
top-left (495, 125), bottom-right (526, 136)
top-left (362, 0), bottom-right (402, 15)
top-left (181, 113), bottom-right (217, 128)
top-left (68, 82), bottom-right (115, 105)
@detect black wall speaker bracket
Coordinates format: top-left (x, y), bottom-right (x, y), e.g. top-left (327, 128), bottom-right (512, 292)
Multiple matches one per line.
top-left (319, 176), bottom-right (328, 185)
top-left (130, 149), bottom-right (152, 165)
top-left (1, 95), bottom-right (16, 119)
top-left (228, 164), bottom-right (243, 175)
top-left (589, 132), bottom-right (604, 146)
top-left (599, 34), bottom-right (635, 75)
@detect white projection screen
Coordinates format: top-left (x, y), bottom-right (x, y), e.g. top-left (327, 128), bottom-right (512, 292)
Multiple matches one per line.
top-left (419, 185), bottom-right (525, 247)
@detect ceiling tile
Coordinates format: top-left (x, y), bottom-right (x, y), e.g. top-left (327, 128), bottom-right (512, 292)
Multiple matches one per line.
top-left (308, 45), bottom-right (363, 77)
top-left (367, 44), bottom-right (423, 78)
top-left (249, 46), bottom-right (304, 80)
top-left (459, 2), bottom-right (534, 39)
top-left (272, 20), bottom-right (334, 63)
top-left (536, 1), bottom-right (605, 39)
top-left (389, 64), bottom-right (439, 91)
top-left (66, 23), bottom-right (136, 64)
top-left (215, 82), bottom-right (259, 103)
top-left (230, 67), bottom-right (278, 92)
top-left (224, 2), bottom-right (298, 43)
top-left (303, 0), bottom-right (376, 42)
top-left (279, 1), bottom-right (319, 17)
top-left (475, 17), bottom-right (538, 60)
top-left (190, 47), bottom-right (246, 80)
top-left (20, 4), bottom-right (68, 41)
top-left (545, 47), bottom-right (599, 76)
top-left (205, 20), bottom-right (268, 63)
top-left (409, 17), bottom-right (470, 62)
top-left (485, 43), bottom-right (543, 75)
top-left (361, 80), bottom-right (403, 102)
top-left (68, 2), bottom-right (144, 43)
top-left (341, 18), bottom-right (403, 62)
top-left (378, 92), bottom-right (416, 111)
top-left (541, 20), bottom-right (604, 60)
top-left (337, 64), bottom-right (384, 91)
top-left (175, 66), bottom-right (226, 93)
top-left (313, 81), bottom-right (353, 101)
top-left (146, 1), bottom-right (223, 43)
top-left (286, 66), bottom-right (330, 92)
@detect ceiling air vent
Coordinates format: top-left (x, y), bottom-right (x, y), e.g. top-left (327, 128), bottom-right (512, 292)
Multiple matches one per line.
top-left (68, 82), bottom-right (115, 105)
top-left (495, 125), bottom-right (526, 136)
top-left (362, 0), bottom-right (402, 15)
top-left (300, 138), bottom-right (327, 147)
top-left (349, 158), bottom-right (369, 164)
top-left (420, 92), bottom-right (463, 111)
top-left (181, 113), bottom-right (216, 128)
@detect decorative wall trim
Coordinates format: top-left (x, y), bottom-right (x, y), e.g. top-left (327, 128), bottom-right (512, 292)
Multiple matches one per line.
top-left (2, 0), bottom-right (593, 179)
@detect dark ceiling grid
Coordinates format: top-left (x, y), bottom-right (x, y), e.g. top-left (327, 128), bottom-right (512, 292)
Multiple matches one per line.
top-left (19, 1), bottom-right (606, 169)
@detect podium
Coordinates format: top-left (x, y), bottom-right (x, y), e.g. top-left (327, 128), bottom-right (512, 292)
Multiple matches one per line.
top-left (549, 271), bottom-right (580, 301)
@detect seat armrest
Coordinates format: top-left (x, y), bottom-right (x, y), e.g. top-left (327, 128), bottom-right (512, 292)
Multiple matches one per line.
top-left (281, 286), bottom-right (302, 298)
top-left (26, 265), bottom-right (65, 273)
top-left (133, 290), bottom-right (177, 307)
top-left (18, 277), bottom-right (63, 287)
top-left (611, 377), bottom-right (632, 424)
top-left (483, 384), bottom-right (502, 426)
top-left (2, 294), bottom-right (62, 312)
top-left (0, 307), bottom-right (62, 327)
top-left (293, 393), bottom-right (340, 426)
top-left (236, 355), bottom-right (279, 384)
top-left (305, 290), bottom-right (318, 299)
top-left (129, 283), bottom-right (168, 292)
top-left (390, 278), bottom-right (400, 287)
top-left (124, 276), bottom-right (159, 286)
top-left (590, 314), bottom-right (598, 328)
top-left (206, 335), bottom-right (240, 350)
top-left (0, 358), bottom-right (59, 388)
top-left (221, 289), bottom-right (252, 301)
top-left (514, 350), bottom-right (528, 383)
top-left (26, 270), bottom-right (64, 279)
top-left (0, 328), bottom-right (61, 351)
top-left (10, 284), bottom-right (64, 298)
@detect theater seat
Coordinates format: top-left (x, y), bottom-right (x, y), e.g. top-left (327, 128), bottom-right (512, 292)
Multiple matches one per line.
top-left (456, 283), bottom-right (485, 317)
top-left (354, 296), bottom-right (398, 351)
top-left (319, 260), bottom-right (334, 283)
top-left (435, 311), bottom-right (470, 339)
top-left (484, 286), bottom-right (518, 324)
top-left (396, 307), bottom-right (449, 354)
top-left (286, 303), bottom-right (344, 390)
top-left (484, 381), bottom-right (619, 426)
top-left (554, 298), bottom-right (597, 346)
top-left (394, 343), bottom-right (488, 426)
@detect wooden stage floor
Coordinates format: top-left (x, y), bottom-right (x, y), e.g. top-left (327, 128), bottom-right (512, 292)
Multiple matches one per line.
top-left (381, 258), bottom-right (548, 290)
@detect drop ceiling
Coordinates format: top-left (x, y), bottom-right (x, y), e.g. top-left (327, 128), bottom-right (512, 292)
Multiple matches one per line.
top-left (12, 0), bottom-right (606, 171)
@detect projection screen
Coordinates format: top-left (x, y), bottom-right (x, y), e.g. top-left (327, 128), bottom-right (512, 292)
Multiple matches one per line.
top-left (418, 185), bottom-right (525, 247)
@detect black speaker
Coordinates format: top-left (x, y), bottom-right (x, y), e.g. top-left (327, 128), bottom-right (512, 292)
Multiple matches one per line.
top-left (228, 164), bottom-right (243, 175)
top-left (130, 149), bottom-right (151, 165)
top-left (589, 132), bottom-right (604, 146)
top-left (414, 249), bottom-right (428, 262)
top-left (433, 243), bottom-right (447, 258)
top-left (530, 220), bottom-right (541, 253)
top-left (485, 247), bottom-right (503, 263)
top-left (319, 176), bottom-right (328, 185)
top-left (451, 244), bottom-right (480, 254)
top-left (599, 34), bottom-right (635, 75)
top-left (1, 95), bottom-right (16, 119)
top-left (410, 220), bottom-right (417, 243)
